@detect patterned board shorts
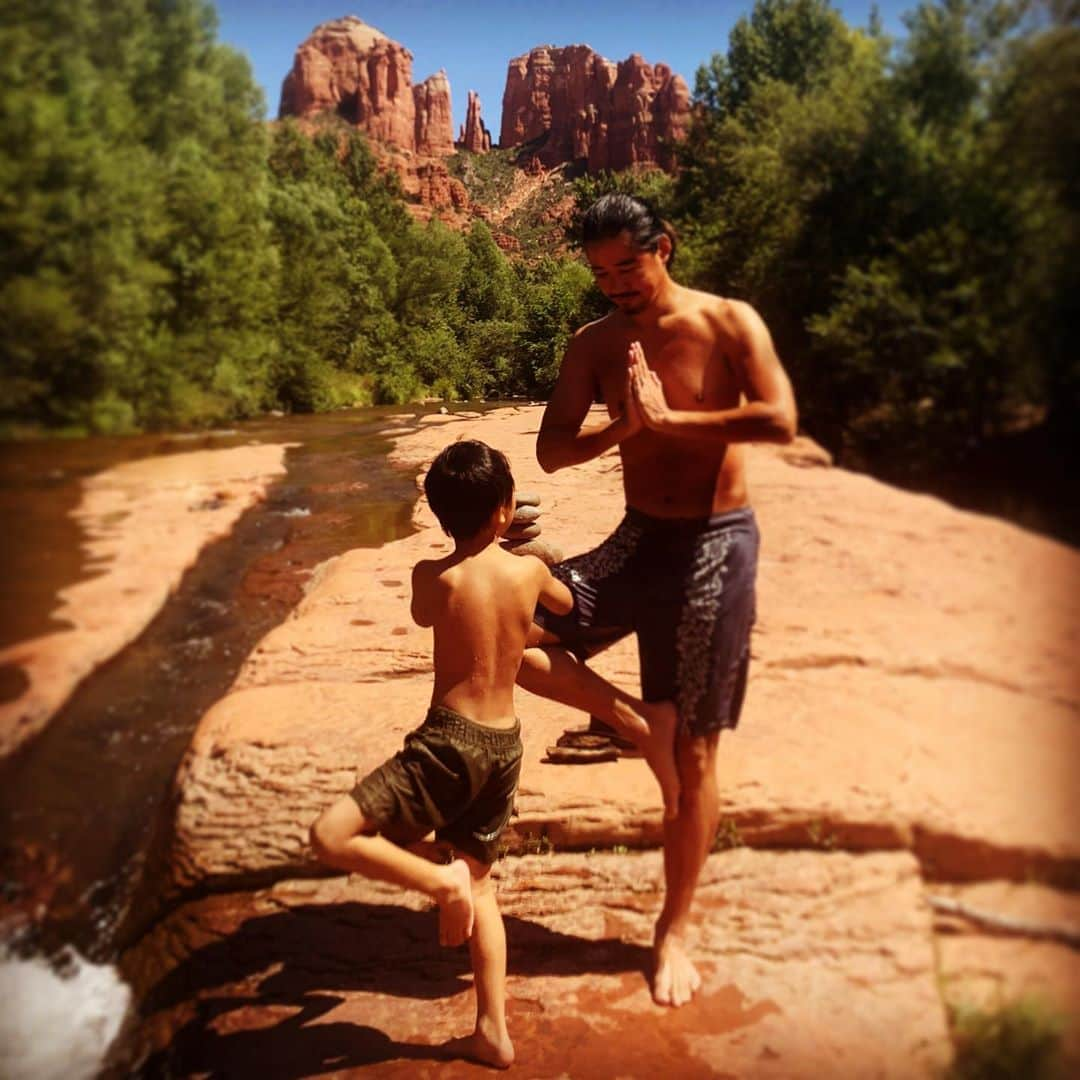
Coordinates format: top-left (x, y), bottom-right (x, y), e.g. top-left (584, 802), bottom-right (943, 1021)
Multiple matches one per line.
top-left (533, 506), bottom-right (760, 737)
top-left (350, 705), bottom-right (523, 864)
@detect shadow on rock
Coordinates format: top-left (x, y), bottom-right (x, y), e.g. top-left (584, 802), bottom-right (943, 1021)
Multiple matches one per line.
top-left (135, 900), bottom-right (651, 1075)
top-left (135, 993), bottom-right (445, 1078)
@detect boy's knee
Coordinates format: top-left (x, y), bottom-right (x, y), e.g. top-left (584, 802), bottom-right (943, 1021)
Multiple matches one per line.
top-left (462, 856), bottom-right (494, 894)
top-left (310, 810), bottom-right (350, 862)
top-left (309, 816), bottom-right (334, 860)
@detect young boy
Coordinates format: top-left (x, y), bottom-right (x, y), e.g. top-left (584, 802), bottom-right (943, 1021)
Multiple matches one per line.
top-left (309, 438), bottom-right (573, 1069)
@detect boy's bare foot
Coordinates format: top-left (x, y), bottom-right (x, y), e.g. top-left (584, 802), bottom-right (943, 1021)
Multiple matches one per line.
top-left (638, 701), bottom-right (681, 820)
top-left (441, 1019), bottom-right (515, 1069)
top-left (437, 859), bottom-right (474, 946)
top-left (652, 930), bottom-right (702, 1007)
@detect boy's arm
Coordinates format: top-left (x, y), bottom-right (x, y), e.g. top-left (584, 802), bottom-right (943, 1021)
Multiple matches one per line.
top-left (536, 561), bottom-right (573, 616)
top-left (410, 563), bottom-right (434, 627)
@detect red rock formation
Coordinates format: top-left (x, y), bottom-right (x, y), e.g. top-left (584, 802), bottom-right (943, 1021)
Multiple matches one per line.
top-left (458, 90), bottom-right (491, 154)
top-left (413, 71), bottom-right (454, 156)
top-left (407, 160), bottom-right (469, 210)
top-left (500, 45), bottom-right (691, 171)
top-left (279, 16), bottom-right (453, 158)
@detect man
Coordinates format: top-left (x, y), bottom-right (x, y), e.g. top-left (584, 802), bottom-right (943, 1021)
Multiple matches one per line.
top-left (517, 193), bottom-right (797, 1008)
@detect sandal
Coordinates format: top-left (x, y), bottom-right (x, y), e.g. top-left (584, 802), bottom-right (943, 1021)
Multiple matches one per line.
top-left (544, 744), bottom-right (620, 764)
top-left (557, 717), bottom-right (643, 758)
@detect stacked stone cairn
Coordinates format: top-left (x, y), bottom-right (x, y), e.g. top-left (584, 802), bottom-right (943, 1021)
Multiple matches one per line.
top-left (500, 492), bottom-right (563, 567)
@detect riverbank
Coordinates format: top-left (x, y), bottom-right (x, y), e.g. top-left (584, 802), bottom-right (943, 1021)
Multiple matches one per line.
top-left (119, 405), bottom-right (1079, 1076)
top-left (0, 443), bottom-right (292, 758)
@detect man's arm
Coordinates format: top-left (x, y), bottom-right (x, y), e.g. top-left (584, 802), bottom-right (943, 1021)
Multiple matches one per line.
top-left (631, 302), bottom-right (797, 444)
top-left (537, 328), bottom-right (641, 473)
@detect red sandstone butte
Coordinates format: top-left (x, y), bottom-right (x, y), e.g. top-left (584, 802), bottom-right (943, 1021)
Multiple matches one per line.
top-left (458, 89), bottom-right (491, 153)
top-left (500, 45), bottom-right (691, 171)
top-left (412, 71), bottom-right (454, 156)
top-left (279, 16), bottom-right (453, 158)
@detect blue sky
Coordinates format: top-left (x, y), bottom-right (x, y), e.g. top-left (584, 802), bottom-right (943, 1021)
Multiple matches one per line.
top-left (214, 1), bottom-right (914, 136)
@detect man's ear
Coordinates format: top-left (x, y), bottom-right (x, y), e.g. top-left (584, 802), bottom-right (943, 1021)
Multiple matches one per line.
top-left (656, 233), bottom-right (673, 265)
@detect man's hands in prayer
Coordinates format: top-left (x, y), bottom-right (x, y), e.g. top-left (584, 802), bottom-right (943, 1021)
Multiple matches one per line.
top-left (628, 340), bottom-right (670, 429)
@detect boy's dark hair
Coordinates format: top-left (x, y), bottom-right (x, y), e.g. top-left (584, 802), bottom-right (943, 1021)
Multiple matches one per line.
top-left (581, 193), bottom-right (678, 268)
top-left (424, 439), bottom-right (515, 540)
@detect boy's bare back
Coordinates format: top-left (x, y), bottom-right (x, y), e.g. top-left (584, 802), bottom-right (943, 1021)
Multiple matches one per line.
top-left (412, 545), bottom-right (571, 728)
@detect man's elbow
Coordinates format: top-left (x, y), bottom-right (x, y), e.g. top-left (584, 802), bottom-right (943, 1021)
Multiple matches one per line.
top-left (536, 439), bottom-right (562, 474)
top-left (768, 405), bottom-right (797, 444)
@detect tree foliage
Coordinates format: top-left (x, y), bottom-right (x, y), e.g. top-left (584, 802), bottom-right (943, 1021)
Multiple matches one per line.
top-left (675, 0), bottom-right (1078, 469)
top-left (0, 0), bottom-right (597, 431)
top-left (1, 0), bottom-right (1074, 476)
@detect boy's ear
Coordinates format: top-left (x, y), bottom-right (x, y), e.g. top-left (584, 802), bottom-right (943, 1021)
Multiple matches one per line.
top-left (494, 498), bottom-right (514, 533)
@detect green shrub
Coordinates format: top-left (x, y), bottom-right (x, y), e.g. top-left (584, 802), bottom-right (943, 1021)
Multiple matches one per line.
top-left (947, 997), bottom-right (1064, 1080)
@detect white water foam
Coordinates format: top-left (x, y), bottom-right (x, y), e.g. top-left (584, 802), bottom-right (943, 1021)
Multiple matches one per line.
top-left (0, 949), bottom-right (131, 1080)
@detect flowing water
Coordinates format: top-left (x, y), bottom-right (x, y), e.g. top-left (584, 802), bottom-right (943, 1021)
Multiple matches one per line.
top-left (0, 407), bottom-right (440, 967)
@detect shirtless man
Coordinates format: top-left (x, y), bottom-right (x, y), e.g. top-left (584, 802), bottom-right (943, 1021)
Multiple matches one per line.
top-left (517, 193), bottom-right (798, 1008)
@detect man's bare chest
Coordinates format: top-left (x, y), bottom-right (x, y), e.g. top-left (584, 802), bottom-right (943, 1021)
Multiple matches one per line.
top-left (595, 328), bottom-right (741, 410)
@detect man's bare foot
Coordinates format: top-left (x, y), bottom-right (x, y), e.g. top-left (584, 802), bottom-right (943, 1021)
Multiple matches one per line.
top-left (437, 859), bottom-right (474, 946)
top-left (639, 701), bottom-right (681, 820)
top-left (441, 1019), bottom-right (515, 1069)
top-left (652, 930), bottom-right (702, 1007)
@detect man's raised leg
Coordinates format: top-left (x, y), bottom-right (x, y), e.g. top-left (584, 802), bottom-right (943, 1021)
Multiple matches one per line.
top-left (518, 638), bottom-right (680, 818)
top-left (309, 796), bottom-right (474, 946)
top-left (652, 729), bottom-right (722, 1007)
top-left (441, 857), bottom-right (515, 1069)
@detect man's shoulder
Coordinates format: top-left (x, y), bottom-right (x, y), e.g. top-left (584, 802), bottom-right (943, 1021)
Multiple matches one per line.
top-left (571, 311), bottom-right (620, 348)
top-left (676, 285), bottom-right (746, 319)
top-left (675, 288), bottom-right (759, 340)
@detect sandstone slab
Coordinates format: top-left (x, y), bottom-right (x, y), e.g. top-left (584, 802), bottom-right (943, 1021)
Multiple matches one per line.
top-left (932, 881), bottom-right (1080, 1071)
top-left (124, 849), bottom-right (950, 1078)
top-left (162, 407), bottom-right (1079, 898)
top-left (0, 444), bottom-right (290, 758)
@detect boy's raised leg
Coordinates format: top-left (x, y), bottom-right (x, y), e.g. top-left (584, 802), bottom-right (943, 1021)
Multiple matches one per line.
top-left (310, 796), bottom-right (474, 946)
top-left (518, 640), bottom-right (681, 819)
top-left (441, 857), bottom-right (515, 1069)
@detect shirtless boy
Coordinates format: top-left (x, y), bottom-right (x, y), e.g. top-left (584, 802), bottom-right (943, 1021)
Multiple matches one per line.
top-left (518, 194), bottom-right (798, 1008)
top-left (310, 439), bottom-right (675, 1067)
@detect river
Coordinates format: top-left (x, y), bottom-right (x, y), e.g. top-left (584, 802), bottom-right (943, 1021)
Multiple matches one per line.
top-left (0, 406), bottom-right (433, 964)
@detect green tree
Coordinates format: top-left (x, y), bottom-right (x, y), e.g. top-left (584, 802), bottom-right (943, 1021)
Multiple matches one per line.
top-left (459, 220), bottom-right (521, 324)
top-left (0, 0), bottom-right (277, 431)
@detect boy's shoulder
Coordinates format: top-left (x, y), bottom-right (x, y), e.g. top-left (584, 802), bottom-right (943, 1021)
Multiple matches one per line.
top-left (492, 545), bottom-right (551, 580)
top-left (412, 545), bottom-right (547, 586)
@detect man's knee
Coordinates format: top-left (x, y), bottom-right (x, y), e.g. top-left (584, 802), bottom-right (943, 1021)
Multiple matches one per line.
top-left (676, 732), bottom-right (720, 793)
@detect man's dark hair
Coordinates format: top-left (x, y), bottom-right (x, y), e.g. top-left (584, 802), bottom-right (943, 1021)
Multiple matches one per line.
top-left (424, 439), bottom-right (515, 540)
top-left (580, 193), bottom-right (678, 268)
